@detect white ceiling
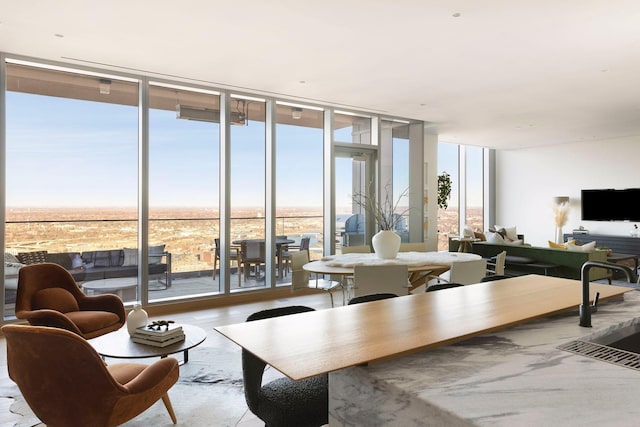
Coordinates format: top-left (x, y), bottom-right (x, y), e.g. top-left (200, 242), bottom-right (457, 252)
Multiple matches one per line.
top-left (1, 0), bottom-right (640, 150)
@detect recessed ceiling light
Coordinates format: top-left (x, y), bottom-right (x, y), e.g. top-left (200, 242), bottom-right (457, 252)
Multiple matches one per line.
top-left (54, 33), bottom-right (64, 38)
top-left (452, 12), bottom-right (461, 18)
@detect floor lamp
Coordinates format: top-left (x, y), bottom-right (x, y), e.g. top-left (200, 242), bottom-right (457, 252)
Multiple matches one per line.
top-left (553, 196), bottom-right (569, 244)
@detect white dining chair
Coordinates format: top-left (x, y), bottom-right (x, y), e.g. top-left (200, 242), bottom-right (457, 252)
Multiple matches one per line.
top-left (399, 242), bottom-right (427, 252)
top-left (341, 245), bottom-right (372, 254)
top-left (486, 251), bottom-right (507, 276)
top-left (290, 251), bottom-right (344, 307)
top-left (353, 264), bottom-right (409, 299)
top-left (428, 259), bottom-right (488, 286)
top-left (335, 245), bottom-right (372, 291)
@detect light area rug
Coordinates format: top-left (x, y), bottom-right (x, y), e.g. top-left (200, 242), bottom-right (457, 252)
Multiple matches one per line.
top-left (1, 342), bottom-right (269, 427)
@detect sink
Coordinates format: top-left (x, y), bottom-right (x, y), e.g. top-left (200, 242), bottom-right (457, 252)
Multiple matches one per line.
top-left (558, 318), bottom-right (640, 371)
top-left (589, 322), bottom-right (640, 353)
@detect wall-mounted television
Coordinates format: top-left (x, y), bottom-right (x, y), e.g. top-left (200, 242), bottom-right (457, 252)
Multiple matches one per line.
top-left (581, 188), bottom-right (640, 221)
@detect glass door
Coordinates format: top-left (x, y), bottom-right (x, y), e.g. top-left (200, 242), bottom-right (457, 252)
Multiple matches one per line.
top-left (334, 147), bottom-right (376, 254)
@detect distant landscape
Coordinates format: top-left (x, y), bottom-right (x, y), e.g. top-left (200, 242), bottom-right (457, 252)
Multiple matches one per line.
top-left (5, 206), bottom-right (482, 272)
top-left (5, 206), bottom-right (323, 273)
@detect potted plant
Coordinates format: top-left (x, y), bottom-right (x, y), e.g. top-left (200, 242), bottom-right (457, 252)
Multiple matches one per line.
top-left (438, 172), bottom-right (452, 210)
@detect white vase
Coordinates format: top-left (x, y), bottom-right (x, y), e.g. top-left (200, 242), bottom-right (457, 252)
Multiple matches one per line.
top-left (126, 303), bottom-right (148, 336)
top-left (372, 230), bottom-right (401, 259)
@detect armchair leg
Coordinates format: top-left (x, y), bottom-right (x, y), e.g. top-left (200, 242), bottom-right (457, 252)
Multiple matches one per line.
top-left (161, 393), bottom-right (177, 424)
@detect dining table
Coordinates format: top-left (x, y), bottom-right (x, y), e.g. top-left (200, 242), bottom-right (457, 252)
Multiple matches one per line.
top-left (232, 237), bottom-right (295, 280)
top-left (303, 251), bottom-right (482, 292)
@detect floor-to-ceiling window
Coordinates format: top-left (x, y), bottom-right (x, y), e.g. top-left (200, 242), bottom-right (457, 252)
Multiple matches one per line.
top-left (334, 112), bottom-right (373, 252)
top-left (3, 62), bottom-right (138, 318)
top-left (392, 123), bottom-right (410, 242)
top-left (149, 84), bottom-right (221, 300)
top-left (465, 145), bottom-right (484, 231)
top-left (437, 142), bottom-right (460, 250)
top-left (229, 96), bottom-right (267, 290)
top-left (275, 103), bottom-right (324, 262)
top-left (437, 142), bottom-right (489, 250)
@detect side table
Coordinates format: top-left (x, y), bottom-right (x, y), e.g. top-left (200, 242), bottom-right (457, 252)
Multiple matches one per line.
top-left (89, 324), bottom-right (206, 365)
top-left (607, 252), bottom-right (639, 276)
top-left (452, 237), bottom-right (480, 253)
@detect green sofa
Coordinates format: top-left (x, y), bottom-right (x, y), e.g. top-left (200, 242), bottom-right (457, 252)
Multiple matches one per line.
top-left (449, 240), bottom-right (609, 280)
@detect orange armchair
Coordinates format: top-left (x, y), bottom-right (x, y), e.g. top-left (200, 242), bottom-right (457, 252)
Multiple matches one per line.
top-left (2, 324), bottom-right (179, 427)
top-left (15, 262), bottom-right (125, 339)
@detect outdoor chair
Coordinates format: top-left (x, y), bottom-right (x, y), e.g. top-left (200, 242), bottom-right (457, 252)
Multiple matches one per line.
top-left (242, 306), bottom-right (328, 427)
top-left (240, 241), bottom-right (266, 281)
top-left (2, 324), bottom-right (179, 427)
top-left (213, 238), bottom-right (241, 286)
top-left (15, 262), bottom-right (125, 339)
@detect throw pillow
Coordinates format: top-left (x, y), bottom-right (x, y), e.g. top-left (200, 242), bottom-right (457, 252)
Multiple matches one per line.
top-left (486, 231), bottom-right (505, 244)
top-left (17, 251), bottom-right (48, 265)
top-left (548, 239), bottom-right (576, 250)
top-left (474, 231), bottom-right (487, 241)
top-left (4, 252), bottom-right (20, 263)
top-left (149, 244), bottom-right (166, 264)
top-left (122, 248), bottom-right (138, 266)
top-left (549, 240), bottom-right (568, 250)
top-left (567, 241), bottom-right (596, 252)
top-left (495, 228), bottom-right (508, 240)
top-left (70, 254), bottom-right (84, 269)
top-left (494, 225), bottom-right (518, 241)
top-left (462, 225), bottom-right (475, 238)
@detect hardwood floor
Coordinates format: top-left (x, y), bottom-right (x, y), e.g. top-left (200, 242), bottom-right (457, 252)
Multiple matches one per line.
top-left (0, 289), bottom-right (340, 426)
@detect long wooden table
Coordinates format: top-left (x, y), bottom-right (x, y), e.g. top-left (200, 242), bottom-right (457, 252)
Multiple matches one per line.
top-left (214, 275), bottom-right (631, 380)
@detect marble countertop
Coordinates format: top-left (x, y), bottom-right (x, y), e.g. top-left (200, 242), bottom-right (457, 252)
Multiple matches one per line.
top-left (330, 288), bottom-right (640, 426)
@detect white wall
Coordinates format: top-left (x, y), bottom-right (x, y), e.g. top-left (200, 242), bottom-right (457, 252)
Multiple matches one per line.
top-left (496, 136), bottom-right (640, 247)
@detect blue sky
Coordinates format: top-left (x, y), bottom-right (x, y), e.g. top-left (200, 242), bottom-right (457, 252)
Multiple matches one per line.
top-left (6, 92), bottom-right (325, 208)
top-left (6, 91), bottom-right (438, 212)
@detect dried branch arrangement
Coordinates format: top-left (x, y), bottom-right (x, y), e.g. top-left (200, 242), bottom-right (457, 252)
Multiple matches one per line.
top-left (352, 184), bottom-right (410, 231)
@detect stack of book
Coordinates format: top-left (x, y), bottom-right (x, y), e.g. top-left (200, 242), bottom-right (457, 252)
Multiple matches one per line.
top-left (131, 323), bottom-right (185, 347)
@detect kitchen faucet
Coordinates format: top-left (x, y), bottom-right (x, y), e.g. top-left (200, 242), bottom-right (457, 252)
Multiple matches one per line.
top-left (580, 261), bottom-right (638, 327)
